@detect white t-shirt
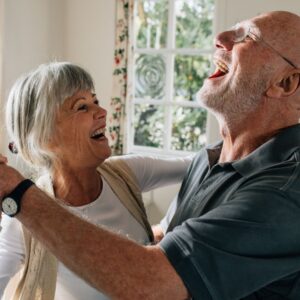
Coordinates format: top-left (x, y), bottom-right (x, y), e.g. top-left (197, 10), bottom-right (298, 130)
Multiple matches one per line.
top-left (0, 155), bottom-right (191, 300)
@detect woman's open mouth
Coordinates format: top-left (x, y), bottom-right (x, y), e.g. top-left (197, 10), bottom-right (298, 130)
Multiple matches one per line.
top-left (209, 58), bottom-right (229, 79)
top-left (91, 127), bottom-right (106, 140)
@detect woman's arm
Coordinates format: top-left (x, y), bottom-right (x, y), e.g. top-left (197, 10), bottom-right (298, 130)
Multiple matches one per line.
top-left (0, 216), bottom-right (25, 298)
top-left (123, 155), bottom-right (193, 192)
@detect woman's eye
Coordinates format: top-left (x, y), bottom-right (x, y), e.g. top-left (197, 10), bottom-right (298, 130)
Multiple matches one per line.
top-left (77, 104), bottom-right (88, 111)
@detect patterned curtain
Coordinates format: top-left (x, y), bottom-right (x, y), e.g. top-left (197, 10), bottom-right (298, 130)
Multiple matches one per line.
top-left (108, 0), bottom-right (134, 155)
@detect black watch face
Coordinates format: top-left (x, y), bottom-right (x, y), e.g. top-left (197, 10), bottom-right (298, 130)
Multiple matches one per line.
top-left (2, 197), bottom-right (18, 216)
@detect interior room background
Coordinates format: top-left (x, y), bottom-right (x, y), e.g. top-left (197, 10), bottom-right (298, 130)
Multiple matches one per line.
top-left (0, 0), bottom-right (299, 224)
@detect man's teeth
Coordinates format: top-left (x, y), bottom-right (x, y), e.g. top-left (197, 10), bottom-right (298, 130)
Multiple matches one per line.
top-left (91, 128), bottom-right (105, 138)
top-left (213, 59), bottom-right (229, 73)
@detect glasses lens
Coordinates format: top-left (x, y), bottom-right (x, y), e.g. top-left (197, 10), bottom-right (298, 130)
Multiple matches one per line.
top-left (233, 26), bottom-right (248, 43)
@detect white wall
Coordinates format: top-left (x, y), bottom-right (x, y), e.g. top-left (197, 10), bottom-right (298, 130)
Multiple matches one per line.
top-left (63, 0), bottom-right (115, 112)
top-left (218, 0), bottom-right (300, 28)
top-left (0, 0), bottom-right (65, 160)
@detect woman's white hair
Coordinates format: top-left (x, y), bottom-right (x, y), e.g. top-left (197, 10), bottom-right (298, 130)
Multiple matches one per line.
top-left (6, 62), bottom-right (94, 171)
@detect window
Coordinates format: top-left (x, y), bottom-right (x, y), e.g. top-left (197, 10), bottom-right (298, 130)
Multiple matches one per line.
top-left (128, 0), bottom-right (215, 155)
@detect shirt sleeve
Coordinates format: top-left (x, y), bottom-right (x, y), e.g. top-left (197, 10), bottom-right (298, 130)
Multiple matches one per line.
top-left (122, 154), bottom-right (193, 192)
top-left (0, 216), bottom-right (25, 299)
top-left (159, 185), bottom-right (300, 300)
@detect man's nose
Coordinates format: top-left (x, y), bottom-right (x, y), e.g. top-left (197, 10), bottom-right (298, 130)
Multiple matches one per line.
top-left (214, 30), bottom-right (236, 51)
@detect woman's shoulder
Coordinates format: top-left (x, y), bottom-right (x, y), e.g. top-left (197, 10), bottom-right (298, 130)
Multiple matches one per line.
top-left (35, 172), bottom-right (51, 186)
top-left (35, 173), bottom-right (55, 196)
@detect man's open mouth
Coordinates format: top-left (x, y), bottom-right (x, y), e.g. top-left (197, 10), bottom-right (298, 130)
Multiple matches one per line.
top-left (209, 58), bottom-right (229, 79)
top-left (91, 127), bottom-right (106, 140)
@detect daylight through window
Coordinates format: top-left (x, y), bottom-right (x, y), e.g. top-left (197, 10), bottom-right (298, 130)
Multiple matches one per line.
top-left (129, 0), bottom-right (215, 155)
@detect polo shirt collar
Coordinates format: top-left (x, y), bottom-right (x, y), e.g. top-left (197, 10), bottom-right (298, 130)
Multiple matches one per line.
top-left (206, 124), bottom-right (300, 177)
top-left (231, 124), bottom-right (300, 177)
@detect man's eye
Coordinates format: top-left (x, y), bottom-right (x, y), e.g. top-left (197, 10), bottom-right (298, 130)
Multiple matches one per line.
top-left (244, 35), bottom-right (253, 41)
top-left (94, 100), bottom-right (99, 106)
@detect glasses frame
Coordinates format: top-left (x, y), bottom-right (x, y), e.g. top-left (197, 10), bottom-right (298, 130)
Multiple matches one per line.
top-left (244, 26), bottom-right (298, 69)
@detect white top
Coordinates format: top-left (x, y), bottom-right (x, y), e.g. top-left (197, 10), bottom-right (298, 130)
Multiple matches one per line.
top-left (0, 155), bottom-right (191, 300)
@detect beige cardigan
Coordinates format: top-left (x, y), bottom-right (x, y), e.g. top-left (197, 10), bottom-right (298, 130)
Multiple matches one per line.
top-left (12, 157), bottom-right (153, 300)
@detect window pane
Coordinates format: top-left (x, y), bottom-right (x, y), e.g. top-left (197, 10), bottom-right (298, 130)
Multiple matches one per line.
top-left (135, 54), bottom-right (166, 100)
top-left (174, 55), bottom-right (211, 102)
top-left (175, 0), bottom-right (214, 48)
top-left (171, 106), bottom-right (207, 151)
top-left (135, 0), bottom-right (168, 48)
top-left (134, 104), bottom-right (164, 148)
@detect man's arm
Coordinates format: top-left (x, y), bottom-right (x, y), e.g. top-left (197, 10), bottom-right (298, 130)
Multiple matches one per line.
top-left (0, 162), bottom-right (189, 300)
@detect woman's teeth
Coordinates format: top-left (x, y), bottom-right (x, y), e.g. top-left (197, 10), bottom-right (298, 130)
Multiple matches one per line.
top-left (91, 128), bottom-right (105, 139)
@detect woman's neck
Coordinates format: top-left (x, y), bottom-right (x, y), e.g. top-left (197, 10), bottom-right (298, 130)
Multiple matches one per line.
top-left (50, 165), bottom-right (102, 206)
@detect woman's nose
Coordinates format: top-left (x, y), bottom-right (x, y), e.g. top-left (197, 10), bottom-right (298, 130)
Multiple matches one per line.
top-left (94, 105), bottom-right (107, 120)
top-left (214, 30), bottom-right (236, 51)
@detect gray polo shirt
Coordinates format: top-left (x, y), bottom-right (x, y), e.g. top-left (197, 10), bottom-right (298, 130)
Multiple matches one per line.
top-left (160, 124), bottom-right (300, 300)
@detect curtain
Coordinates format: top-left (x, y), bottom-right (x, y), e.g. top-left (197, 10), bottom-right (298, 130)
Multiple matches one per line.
top-left (108, 0), bottom-right (134, 155)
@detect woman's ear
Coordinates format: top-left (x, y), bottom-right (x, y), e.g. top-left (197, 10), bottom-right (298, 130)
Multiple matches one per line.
top-left (266, 71), bottom-right (300, 98)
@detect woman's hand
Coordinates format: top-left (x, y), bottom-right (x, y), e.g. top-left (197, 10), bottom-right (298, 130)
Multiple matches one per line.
top-left (152, 224), bottom-right (165, 244)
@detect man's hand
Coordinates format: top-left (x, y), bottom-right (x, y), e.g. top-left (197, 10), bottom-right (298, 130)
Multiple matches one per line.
top-left (0, 154), bottom-right (7, 164)
top-left (0, 154), bottom-right (24, 199)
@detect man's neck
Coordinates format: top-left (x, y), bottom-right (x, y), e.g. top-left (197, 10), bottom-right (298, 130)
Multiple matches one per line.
top-left (218, 124), bottom-right (281, 163)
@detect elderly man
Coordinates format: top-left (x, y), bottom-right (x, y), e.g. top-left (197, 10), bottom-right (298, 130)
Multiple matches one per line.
top-left (1, 10), bottom-right (300, 299)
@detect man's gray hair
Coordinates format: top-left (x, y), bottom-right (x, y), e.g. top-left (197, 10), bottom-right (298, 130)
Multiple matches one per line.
top-left (6, 62), bottom-right (95, 170)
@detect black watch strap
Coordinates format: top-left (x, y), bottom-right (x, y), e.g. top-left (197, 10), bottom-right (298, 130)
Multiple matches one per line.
top-left (8, 179), bottom-right (34, 199)
top-left (2, 179), bottom-right (34, 215)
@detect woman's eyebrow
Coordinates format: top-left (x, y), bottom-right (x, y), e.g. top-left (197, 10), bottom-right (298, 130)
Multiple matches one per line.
top-left (69, 94), bottom-right (97, 109)
top-left (70, 97), bottom-right (86, 107)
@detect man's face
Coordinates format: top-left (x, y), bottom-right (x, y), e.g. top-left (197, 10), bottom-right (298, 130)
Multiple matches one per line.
top-left (197, 18), bottom-right (277, 120)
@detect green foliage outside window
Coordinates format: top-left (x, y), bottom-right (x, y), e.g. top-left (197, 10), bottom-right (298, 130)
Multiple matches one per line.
top-left (133, 0), bottom-right (214, 152)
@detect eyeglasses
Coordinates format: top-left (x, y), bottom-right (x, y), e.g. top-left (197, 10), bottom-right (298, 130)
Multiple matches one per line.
top-left (232, 24), bottom-right (298, 69)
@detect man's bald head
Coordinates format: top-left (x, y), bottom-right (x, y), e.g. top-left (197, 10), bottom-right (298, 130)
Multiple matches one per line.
top-left (252, 11), bottom-right (300, 68)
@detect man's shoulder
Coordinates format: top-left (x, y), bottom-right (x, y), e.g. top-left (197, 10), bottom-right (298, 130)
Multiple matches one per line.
top-left (238, 158), bottom-right (300, 199)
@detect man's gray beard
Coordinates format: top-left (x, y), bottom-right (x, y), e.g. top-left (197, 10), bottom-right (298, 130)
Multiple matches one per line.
top-left (197, 69), bottom-right (271, 123)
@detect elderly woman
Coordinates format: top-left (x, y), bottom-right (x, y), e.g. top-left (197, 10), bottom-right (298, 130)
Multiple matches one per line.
top-left (0, 62), bottom-right (191, 300)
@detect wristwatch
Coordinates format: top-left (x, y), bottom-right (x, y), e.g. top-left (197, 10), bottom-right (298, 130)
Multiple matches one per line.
top-left (1, 179), bottom-right (34, 217)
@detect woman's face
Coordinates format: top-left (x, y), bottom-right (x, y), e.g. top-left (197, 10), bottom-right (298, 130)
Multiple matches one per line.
top-left (49, 89), bottom-right (111, 169)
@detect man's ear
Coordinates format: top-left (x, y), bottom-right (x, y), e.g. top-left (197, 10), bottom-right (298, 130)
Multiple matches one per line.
top-left (266, 71), bottom-right (300, 98)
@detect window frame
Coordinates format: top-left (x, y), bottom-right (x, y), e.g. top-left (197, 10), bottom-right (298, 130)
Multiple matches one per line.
top-left (126, 0), bottom-right (216, 156)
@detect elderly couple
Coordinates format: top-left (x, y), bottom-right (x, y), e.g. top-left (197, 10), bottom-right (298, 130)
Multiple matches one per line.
top-left (1, 11), bottom-right (300, 300)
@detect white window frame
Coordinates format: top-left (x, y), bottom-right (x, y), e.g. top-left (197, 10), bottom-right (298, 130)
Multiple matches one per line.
top-left (127, 0), bottom-right (219, 156)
